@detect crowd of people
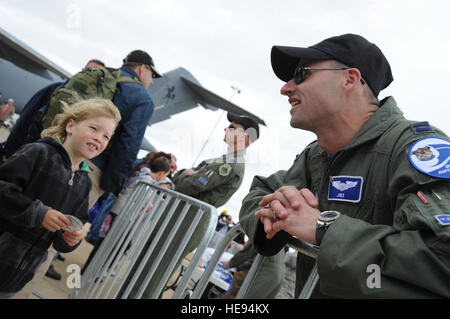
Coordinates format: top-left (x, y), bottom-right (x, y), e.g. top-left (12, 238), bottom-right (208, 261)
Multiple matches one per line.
top-left (0, 49), bottom-right (261, 299)
top-left (0, 32), bottom-right (449, 299)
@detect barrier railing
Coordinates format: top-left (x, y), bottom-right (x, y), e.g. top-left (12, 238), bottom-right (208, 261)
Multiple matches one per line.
top-left (190, 223), bottom-right (320, 299)
top-left (189, 224), bottom-right (244, 298)
top-left (70, 182), bottom-right (217, 299)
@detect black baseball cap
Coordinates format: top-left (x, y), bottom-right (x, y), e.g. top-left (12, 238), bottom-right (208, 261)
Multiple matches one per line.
top-left (123, 50), bottom-right (162, 78)
top-left (227, 112), bottom-right (260, 142)
top-left (271, 34), bottom-right (393, 97)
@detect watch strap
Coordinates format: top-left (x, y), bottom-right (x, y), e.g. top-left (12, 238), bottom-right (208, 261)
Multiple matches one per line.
top-left (315, 211), bottom-right (341, 245)
top-left (315, 222), bottom-right (327, 245)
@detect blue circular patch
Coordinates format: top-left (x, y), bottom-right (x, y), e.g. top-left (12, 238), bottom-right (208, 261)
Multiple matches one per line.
top-left (409, 136), bottom-right (450, 179)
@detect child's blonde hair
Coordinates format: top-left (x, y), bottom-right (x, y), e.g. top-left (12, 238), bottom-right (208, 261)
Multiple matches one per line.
top-left (41, 98), bottom-right (121, 142)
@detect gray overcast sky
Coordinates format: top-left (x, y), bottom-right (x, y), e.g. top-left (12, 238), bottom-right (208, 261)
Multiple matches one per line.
top-left (1, 0), bottom-right (450, 222)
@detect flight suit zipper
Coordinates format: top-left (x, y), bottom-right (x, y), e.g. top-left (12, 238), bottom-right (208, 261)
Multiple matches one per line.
top-left (319, 151), bottom-right (344, 210)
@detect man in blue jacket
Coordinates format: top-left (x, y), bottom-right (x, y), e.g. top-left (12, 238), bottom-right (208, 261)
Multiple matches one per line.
top-left (87, 50), bottom-right (161, 207)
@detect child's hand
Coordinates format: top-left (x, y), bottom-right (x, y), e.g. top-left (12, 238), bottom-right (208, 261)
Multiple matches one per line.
top-left (62, 230), bottom-right (82, 246)
top-left (42, 209), bottom-right (70, 232)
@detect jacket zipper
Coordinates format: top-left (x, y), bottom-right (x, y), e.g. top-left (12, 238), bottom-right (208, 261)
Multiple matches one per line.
top-left (69, 172), bottom-right (74, 186)
top-left (320, 151), bottom-right (344, 209)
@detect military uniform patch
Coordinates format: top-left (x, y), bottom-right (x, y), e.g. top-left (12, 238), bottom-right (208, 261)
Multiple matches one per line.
top-left (198, 177), bottom-right (208, 185)
top-left (218, 164), bottom-right (232, 176)
top-left (409, 136), bottom-right (450, 179)
top-left (434, 214), bottom-right (450, 226)
top-left (328, 176), bottom-right (363, 203)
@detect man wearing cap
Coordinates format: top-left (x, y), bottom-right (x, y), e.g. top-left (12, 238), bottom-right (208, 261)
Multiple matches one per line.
top-left (172, 112), bottom-right (259, 206)
top-left (239, 34), bottom-right (450, 298)
top-left (119, 112), bottom-right (261, 298)
top-left (87, 50), bottom-right (162, 208)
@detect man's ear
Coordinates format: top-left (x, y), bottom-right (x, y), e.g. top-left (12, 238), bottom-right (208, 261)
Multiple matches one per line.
top-left (344, 68), bottom-right (362, 89)
top-left (133, 64), bottom-right (144, 80)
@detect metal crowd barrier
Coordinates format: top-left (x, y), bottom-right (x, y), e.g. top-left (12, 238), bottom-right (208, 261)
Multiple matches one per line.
top-left (70, 181), bottom-right (217, 299)
top-left (190, 223), bottom-right (320, 299)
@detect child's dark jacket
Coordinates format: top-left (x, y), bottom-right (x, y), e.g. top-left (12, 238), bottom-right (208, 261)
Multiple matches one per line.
top-left (0, 137), bottom-right (91, 293)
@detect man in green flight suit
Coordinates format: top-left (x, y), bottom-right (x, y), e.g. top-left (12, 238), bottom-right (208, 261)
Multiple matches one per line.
top-left (239, 34), bottom-right (450, 298)
top-left (173, 112), bottom-right (259, 206)
top-left (168, 112), bottom-right (259, 277)
top-left (119, 112), bottom-right (260, 298)
top-left (172, 113), bottom-right (286, 299)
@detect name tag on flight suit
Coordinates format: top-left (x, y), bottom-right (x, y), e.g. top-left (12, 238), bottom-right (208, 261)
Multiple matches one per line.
top-left (328, 176), bottom-right (363, 203)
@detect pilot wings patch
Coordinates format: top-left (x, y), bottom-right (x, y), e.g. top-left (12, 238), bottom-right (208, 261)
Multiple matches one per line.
top-left (328, 176), bottom-right (363, 203)
top-left (331, 180), bottom-right (358, 191)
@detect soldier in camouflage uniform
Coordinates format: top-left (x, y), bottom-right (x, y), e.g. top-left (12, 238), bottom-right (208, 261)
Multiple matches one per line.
top-left (240, 34), bottom-right (450, 298)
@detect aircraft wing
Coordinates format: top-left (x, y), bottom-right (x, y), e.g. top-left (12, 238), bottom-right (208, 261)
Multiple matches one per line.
top-left (0, 26), bottom-right (71, 81)
top-left (0, 27), bottom-right (70, 113)
top-left (180, 76), bottom-right (266, 126)
top-left (147, 67), bottom-right (266, 126)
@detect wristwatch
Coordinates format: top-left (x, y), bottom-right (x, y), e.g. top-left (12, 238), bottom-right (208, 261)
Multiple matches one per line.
top-left (315, 210), bottom-right (341, 245)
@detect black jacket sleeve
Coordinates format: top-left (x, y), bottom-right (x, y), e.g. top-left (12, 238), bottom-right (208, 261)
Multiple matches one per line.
top-left (0, 144), bottom-right (50, 228)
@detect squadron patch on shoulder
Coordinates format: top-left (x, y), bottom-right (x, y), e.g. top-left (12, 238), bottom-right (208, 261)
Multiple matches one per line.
top-left (218, 164), bottom-right (232, 176)
top-left (434, 214), bottom-right (450, 226)
top-left (409, 136), bottom-right (450, 179)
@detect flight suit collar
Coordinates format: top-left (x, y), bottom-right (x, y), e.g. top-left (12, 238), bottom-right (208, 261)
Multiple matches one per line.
top-left (344, 96), bottom-right (403, 151)
top-left (314, 96), bottom-right (404, 157)
top-left (201, 150), bottom-right (246, 166)
top-left (308, 97), bottom-right (404, 203)
top-left (222, 149), bottom-right (246, 163)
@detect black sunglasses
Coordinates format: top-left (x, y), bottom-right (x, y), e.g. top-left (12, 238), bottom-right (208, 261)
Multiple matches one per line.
top-left (294, 65), bottom-right (366, 86)
top-left (227, 124), bottom-right (247, 133)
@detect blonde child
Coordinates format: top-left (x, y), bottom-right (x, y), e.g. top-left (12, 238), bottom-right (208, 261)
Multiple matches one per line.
top-left (0, 98), bottom-right (121, 298)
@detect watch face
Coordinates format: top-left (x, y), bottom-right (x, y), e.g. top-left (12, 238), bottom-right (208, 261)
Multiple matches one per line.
top-left (319, 210), bottom-right (341, 222)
